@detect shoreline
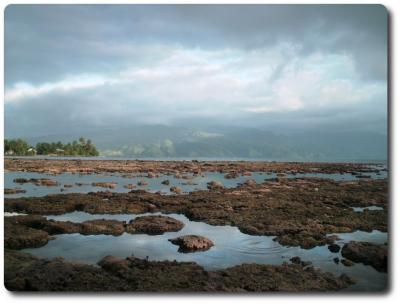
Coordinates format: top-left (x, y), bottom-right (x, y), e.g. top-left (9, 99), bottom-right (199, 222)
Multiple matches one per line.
top-left (4, 158), bottom-right (387, 175)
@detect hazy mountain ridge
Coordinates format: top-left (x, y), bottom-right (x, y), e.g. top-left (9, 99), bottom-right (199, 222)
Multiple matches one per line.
top-left (22, 125), bottom-right (387, 161)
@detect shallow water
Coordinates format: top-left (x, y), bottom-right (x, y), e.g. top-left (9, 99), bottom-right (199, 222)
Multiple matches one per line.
top-left (4, 169), bottom-right (387, 198)
top-left (351, 206), bottom-right (384, 212)
top-left (6, 164), bottom-right (388, 291)
top-left (22, 211), bottom-right (388, 291)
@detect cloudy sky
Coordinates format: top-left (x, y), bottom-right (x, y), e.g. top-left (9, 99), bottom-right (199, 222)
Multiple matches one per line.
top-left (5, 4), bottom-right (387, 137)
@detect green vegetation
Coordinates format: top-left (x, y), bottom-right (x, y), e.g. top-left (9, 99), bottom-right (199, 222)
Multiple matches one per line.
top-left (4, 137), bottom-right (99, 156)
top-left (4, 139), bottom-right (34, 156)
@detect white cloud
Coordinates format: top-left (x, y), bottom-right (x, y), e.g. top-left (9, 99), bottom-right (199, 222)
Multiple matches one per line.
top-left (4, 44), bottom-right (386, 123)
top-left (5, 74), bottom-right (114, 103)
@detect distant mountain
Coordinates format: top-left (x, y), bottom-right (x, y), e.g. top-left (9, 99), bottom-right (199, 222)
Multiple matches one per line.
top-left (24, 125), bottom-right (387, 161)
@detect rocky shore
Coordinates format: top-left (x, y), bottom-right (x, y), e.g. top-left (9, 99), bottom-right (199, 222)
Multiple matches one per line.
top-left (3, 159), bottom-right (388, 292)
top-left (5, 214), bottom-right (186, 249)
top-left (5, 250), bottom-right (355, 292)
top-left (4, 158), bottom-right (384, 175)
top-left (5, 177), bottom-right (387, 249)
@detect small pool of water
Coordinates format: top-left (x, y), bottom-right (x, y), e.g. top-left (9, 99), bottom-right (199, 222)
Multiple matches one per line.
top-left (328, 230), bottom-right (387, 245)
top-left (351, 206), bottom-right (385, 212)
top-left (4, 169), bottom-right (387, 198)
top-left (22, 211), bottom-right (388, 291)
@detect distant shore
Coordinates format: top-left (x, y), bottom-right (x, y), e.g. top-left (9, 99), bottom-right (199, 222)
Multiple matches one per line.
top-left (4, 155), bottom-right (388, 164)
top-left (4, 158), bottom-right (387, 175)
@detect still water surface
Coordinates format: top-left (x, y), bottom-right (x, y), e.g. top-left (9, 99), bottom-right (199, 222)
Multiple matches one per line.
top-left (5, 169), bottom-right (387, 198)
top-left (20, 211), bottom-right (388, 292)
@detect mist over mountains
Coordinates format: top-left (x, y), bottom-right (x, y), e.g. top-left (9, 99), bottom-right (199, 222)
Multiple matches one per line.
top-left (24, 125), bottom-right (387, 162)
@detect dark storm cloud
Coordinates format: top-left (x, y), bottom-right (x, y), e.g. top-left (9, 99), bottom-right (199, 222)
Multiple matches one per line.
top-left (4, 4), bottom-right (387, 137)
top-left (5, 4), bottom-right (387, 83)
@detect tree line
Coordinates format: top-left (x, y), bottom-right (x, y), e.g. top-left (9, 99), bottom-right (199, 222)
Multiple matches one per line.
top-left (4, 137), bottom-right (99, 156)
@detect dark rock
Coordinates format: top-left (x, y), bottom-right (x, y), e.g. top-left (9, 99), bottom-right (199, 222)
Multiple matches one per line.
top-left (341, 241), bottom-right (387, 272)
top-left (33, 178), bottom-right (59, 186)
top-left (224, 171), bottom-right (240, 179)
top-left (276, 231), bottom-right (337, 249)
top-left (356, 175), bottom-right (371, 179)
top-left (169, 235), bottom-right (214, 252)
top-left (137, 180), bottom-right (148, 186)
top-left (170, 186), bottom-right (182, 194)
top-left (80, 220), bottom-right (125, 236)
top-left (126, 215), bottom-right (184, 235)
top-left (289, 256), bottom-right (312, 267)
top-left (207, 180), bottom-right (224, 190)
top-left (242, 179), bottom-right (257, 187)
top-left (5, 188), bottom-right (26, 195)
top-left (5, 214), bottom-right (127, 240)
top-left (4, 216), bottom-right (52, 250)
top-left (5, 251), bottom-right (129, 291)
top-left (4, 251), bottom-right (355, 292)
top-left (290, 256), bottom-right (301, 264)
top-left (123, 184), bottom-right (136, 189)
top-left (333, 257), bottom-right (339, 264)
top-left (341, 259), bottom-right (355, 267)
top-left (13, 178), bottom-right (29, 183)
top-left (92, 182), bottom-right (117, 189)
top-left (42, 220), bottom-right (80, 234)
top-left (161, 180), bottom-right (170, 185)
top-left (328, 244), bottom-right (341, 253)
top-left (13, 178), bottom-right (59, 187)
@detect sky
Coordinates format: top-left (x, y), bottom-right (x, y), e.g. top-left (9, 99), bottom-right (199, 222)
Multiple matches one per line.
top-left (4, 4), bottom-right (388, 137)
